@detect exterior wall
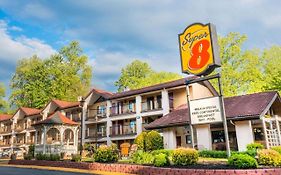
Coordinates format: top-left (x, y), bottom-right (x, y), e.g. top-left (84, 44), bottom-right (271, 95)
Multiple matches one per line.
top-left (173, 88), bottom-right (187, 109)
top-left (196, 124), bottom-right (212, 150)
top-left (191, 83), bottom-right (214, 100)
top-left (163, 128), bottom-right (176, 149)
top-left (235, 120), bottom-right (254, 151)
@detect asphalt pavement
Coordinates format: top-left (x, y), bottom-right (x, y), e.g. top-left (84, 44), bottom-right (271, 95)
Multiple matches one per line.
top-left (0, 166), bottom-right (94, 175)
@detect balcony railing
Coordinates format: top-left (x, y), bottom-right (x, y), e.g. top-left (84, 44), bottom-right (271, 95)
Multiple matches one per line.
top-left (141, 100), bottom-right (162, 112)
top-left (86, 129), bottom-right (107, 139)
top-left (0, 128), bottom-right (12, 134)
top-left (110, 104), bottom-right (136, 116)
top-left (110, 124), bottom-right (137, 136)
top-left (86, 109), bottom-right (107, 121)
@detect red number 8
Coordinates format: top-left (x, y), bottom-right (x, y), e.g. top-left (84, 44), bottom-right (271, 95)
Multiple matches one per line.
top-left (188, 39), bottom-right (210, 70)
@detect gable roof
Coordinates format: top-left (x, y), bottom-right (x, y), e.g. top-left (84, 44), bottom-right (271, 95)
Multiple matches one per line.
top-left (0, 114), bottom-right (13, 122)
top-left (52, 99), bottom-right (80, 109)
top-left (146, 91), bottom-right (279, 129)
top-left (86, 88), bottom-right (114, 99)
top-left (20, 107), bottom-right (41, 116)
top-left (33, 111), bottom-right (78, 126)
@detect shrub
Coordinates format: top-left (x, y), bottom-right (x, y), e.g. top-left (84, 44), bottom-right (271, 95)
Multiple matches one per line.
top-left (172, 148), bottom-right (199, 166)
top-left (271, 146), bottom-right (281, 154)
top-left (146, 130), bottom-right (163, 151)
top-left (199, 150), bottom-right (227, 158)
top-left (49, 154), bottom-right (60, 161)
top-left (228, 154), bottom-right (258, 169)
top-left (28, 145), bottom-right (35, 158)
top-left (153, 153), bottom-right (168, 167)
top-left (23, 153), bottom-right (33, 160)
top-left (131, 150), bottom-right (154, 165)
top-left (10, 153), bottom-right (17, 160)
top-left (257, 149), bottom-right (281, 166)
top-left (246, 143), bottom-right (264, 151)
top-left (71, 154), bottom-right (82, 162)
top-left (232, 150), bottom-right (257, 158)
top-left (134, 132), bottom-right (147, 151)
top-left (151, 149), bottom-right (173, 157)
top-left (35, 153), bottom-right (60, 161)
top-left (93, 144), bottom-right (118, 163)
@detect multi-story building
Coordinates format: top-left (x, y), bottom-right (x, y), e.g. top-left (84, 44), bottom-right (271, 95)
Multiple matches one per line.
top-left (0, 76), bottom-right (280, 155)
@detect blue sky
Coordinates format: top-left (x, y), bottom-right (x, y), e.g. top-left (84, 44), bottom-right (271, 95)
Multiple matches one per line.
top-left (0, 0), bottom-right (281, 97)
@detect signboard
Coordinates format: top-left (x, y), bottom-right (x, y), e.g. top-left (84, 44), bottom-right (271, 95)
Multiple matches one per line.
top-left (189, 96), bottom-right (222, 125)
top-left (178, 23), bottom-right (220, 76)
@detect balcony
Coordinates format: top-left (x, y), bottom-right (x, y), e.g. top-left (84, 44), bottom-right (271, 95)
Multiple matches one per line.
top-left (0, 128), bottom-right (12, 134)
top-left (86, 129), bottom-right (107, 139)
top-left (110, 104), bottom-right (136, 116)
top-left (110, 124), bottom-right (137, 136)
top-left (86, 109), bottom-right (107, 121)
top-left (0, 141), bottom-right (10, 147)
top-left (14, 125), bottom-right (27, 132)
top-left (141, 100), bottom-right (162, 112)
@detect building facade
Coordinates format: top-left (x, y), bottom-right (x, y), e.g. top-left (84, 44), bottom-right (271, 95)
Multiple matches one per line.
top-left (0, 76), bottom-right (280, 155)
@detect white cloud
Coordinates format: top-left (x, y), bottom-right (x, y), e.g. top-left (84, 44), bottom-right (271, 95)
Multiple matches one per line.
top-left (0, 20), bottom-right (56, 63)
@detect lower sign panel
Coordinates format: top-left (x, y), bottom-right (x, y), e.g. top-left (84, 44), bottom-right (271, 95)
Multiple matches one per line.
top-left (189, 96), bottom-right (222, 125)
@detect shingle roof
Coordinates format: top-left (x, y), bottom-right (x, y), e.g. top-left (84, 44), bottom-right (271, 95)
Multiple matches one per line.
top-left (146, 91), bottom-right (279, 129)
top-left (86, 88), bottom-right (114, 99)
top-left (33, 111), bottom-right (78, 125)
top-left (110, 76), bottom-right (217, 99)
top-left (20, 107), bottom-right (41, 116)
top-left (0, 114), bottom-right (13, 122)
top-left (52, 99), bottom-right (80, 109)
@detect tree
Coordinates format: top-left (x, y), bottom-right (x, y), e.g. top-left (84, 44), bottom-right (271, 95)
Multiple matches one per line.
top-left (0, 83), bottom-right (8, 113)
top-left (115, 60), bottom-right (182, 92)
top-left (10, 41), bottom-right (92, 108)
top-left (215, 32), bottom-right (265, 96)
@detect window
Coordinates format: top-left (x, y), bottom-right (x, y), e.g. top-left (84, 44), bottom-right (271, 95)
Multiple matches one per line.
top-left (212, 130), bottom-right (225, 143)
top-left (186, 135), bottom-right (192, 144)
top-left (253, 128), bottom-right (264, 141)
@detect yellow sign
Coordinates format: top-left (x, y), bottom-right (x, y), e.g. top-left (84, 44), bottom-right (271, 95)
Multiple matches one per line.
top-left (178, 23), bottom-right (220, 76)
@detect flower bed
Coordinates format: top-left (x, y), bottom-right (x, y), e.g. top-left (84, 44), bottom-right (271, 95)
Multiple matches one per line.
top-left (8, 160), bottom-right (281, 175)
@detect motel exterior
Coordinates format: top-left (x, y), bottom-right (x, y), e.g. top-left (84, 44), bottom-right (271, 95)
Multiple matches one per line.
top-left (0, 76), bottom-right (280, 155)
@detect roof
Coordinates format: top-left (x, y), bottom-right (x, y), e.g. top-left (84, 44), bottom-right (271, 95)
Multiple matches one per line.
top-left (86, 88), bottom-right (114, 99)
top-left (33, 111), bottom-right (78, 126)
top-left (146, 91), bottom-right (279, 129)
top-left (0, 114), bottom-right (13, 122)
top-left (109, 76), bottom-right (217, 99)
top-left (20, 107), bottom-right (41, 116)
top-left (52, 99), bottom-right (80, 109)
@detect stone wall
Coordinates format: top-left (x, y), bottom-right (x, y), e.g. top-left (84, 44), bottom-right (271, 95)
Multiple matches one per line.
top-left (9, 160), bottom-right (281, 175)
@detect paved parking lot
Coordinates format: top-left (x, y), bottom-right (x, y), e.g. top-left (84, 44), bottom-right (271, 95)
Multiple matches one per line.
top-left (0, 166), bottom-right (94, 175)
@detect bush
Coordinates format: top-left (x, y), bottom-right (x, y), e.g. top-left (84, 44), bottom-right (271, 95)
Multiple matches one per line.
top-left (257, 149), bottom-right (281, 166)
top-left (23, 153), bottom-right (33, 160)
top-left (151, 149), bottom-right (173, 157)
top-left (71, 154), bottom-right (81, 162)
top-left (131, 150), bottom-right (154, 165)
top-left (228, 154), bottom-right (258, 169)
top-left (93, 144), bottom-right (118, 163)
top-left (246, 143), bottom-right (264, 151)
top-left (199, 150), bottom-right (227, 158)
top-left (10, 153), bottom-right (17, 160)
top-left (146, 130), bottom-right (163, 151)
top-left (232, 150), bottom-right (257, 158)
top-left (271, 146), bottom-right (281, 154)
top-left (134, 132), bottom-right (147, 151)
top-left (49, 154), bottom-right (60, 161)
top-left (35, 153), bottom-right (60, 161)
top-left (172, 148), bottom-right (199, 166)
top-left (28, 145), bottom-right (35, 158)
top-left (153, 153), bottom-right (168, 167)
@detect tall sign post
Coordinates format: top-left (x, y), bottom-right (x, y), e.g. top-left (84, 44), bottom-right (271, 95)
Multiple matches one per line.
top-left (178, 23), bottom-right (231, 157)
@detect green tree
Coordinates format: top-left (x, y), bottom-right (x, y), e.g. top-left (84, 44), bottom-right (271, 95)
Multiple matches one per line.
top-left (10, 41), bottom-right (92, 108)
top-left (216, 32), bottom-right (265, 96)
top-left (0, 83), bottom-right (8, 113)
top-left (115, 60), bottom-right (182, 92)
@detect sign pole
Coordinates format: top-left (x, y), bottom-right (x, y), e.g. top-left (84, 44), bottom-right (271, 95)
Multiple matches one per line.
top-left (186, 84), bottom-right (195, 149)
top-left (218, 74), bottom-right (231, 157)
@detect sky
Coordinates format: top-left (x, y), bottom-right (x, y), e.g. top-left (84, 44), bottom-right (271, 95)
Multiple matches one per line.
top-left (0, 0), bottom-right (281, 97)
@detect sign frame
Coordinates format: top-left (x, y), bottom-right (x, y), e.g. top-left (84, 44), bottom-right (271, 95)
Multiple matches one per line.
top-left (178, 23), bottom-right (221, 76)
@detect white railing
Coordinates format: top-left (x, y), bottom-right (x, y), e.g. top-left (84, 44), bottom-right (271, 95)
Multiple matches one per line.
top-left (35, 144), bottom-right (77, 154)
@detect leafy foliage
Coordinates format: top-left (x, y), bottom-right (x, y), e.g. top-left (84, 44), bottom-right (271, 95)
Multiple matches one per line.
top-left (228, 154), bottom-right (258, 169)
top-left (257, 149), bottom-right (281, 166)
top-left (145, 130), bottom-right (163, 151)
top-left (71, 154), bottom-right (82, 162)
top-left (199, 150), bottom-right (227, 158)
top-left (134, 131), bottom-right (147, 151)
top-left (93, 145), bottom-right (118, 163)
top-left (35, 153), bottom-right (60, 161)
top-left (0, 83), bottom-right (8, 113)
top-left (131, 150), bottom-right (154, 165)
top-left (153, 153), bottom-right (168, 167)
top-left (10, 41), bottom-right (92, 108)
top-left (246, 143), bottom-right (264, 151)
top-left (171, 148), bottom-right (199, 166)
top-left (115, 60), bottom-right (182, 92)
top-left (271, 146), bottom-right (281, 154)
